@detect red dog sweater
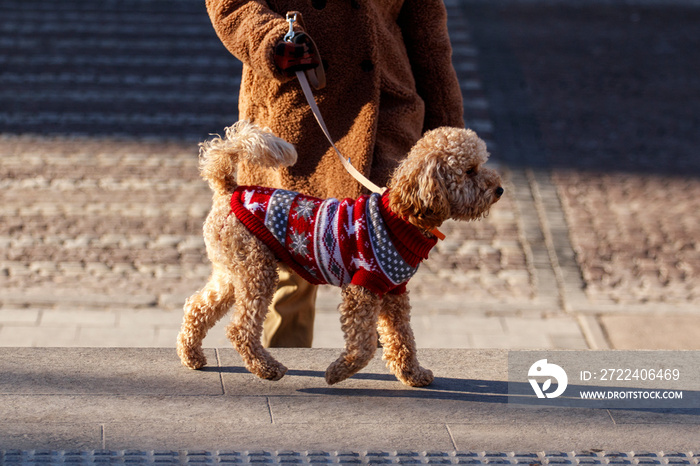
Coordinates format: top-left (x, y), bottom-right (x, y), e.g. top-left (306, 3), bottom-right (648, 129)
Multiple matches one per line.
top-left (230, 186), bottom-right (437, 296)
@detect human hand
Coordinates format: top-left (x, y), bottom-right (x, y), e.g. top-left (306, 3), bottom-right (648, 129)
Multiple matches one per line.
top-left (274, 33), bottom-right (320, 77)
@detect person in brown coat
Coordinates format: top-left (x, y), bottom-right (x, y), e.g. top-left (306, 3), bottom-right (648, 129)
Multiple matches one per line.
top-left (205, 0), bottom-right (465, 347)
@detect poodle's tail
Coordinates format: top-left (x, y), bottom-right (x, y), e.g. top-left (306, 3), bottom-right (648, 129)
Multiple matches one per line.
top-left (198, 120), bottom-right (298, 194)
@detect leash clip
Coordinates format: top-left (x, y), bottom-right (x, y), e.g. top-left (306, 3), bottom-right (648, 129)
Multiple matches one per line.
top-left (284, 12), bottom-right (297, 42)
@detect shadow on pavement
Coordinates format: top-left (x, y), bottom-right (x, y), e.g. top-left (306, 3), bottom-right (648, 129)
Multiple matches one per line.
top-left (2, 0), bottom-right (699, 177)
top-left (464, 1), bottom-right (700, 177)
top-left (0, 0), bottom-right (240, 141)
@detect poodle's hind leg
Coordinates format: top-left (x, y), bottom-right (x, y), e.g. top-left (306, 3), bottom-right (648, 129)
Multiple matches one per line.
top-left (377, 293), bottom-right (433, 387)
top-left (177, 265), bottom-right (236, 370)
top-left (325, 285), bottom-right (381, 385)
top-left (226, 235), bottom-right (287, 381)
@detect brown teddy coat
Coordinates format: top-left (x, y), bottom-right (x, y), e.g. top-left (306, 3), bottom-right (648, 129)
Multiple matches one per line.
top-left (206, 0), bottom-right (464, 199)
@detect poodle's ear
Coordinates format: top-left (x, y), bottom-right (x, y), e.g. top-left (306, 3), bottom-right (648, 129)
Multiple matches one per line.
top-left (389, 154), bottom-right (450, 232)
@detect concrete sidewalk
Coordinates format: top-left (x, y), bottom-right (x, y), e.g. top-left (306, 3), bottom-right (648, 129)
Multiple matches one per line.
top-left (1, 347), bottom-right (698, 454)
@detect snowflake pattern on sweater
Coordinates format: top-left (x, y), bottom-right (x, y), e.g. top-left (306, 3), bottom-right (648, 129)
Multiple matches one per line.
top-left (230, 186), bottom-right (438, 296)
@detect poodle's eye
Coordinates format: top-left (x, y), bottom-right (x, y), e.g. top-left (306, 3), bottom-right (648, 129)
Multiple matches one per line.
top-left (466, 167), bottom-right (477, 176)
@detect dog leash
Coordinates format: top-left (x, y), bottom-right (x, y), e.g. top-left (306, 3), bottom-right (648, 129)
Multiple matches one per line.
top-left (295, 70), bottom-right (386, 196)
top-left (284, 13), bottom-right (382, 196)
top-left (285, 13), bottom-right (445, 241)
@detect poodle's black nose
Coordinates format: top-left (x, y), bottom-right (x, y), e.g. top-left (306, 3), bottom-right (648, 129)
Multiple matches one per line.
top-left (495, 186), bottom-right (504, 197)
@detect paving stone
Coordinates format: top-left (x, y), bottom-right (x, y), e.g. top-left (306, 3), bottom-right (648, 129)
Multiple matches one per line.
top-left (599, 315), bottom-right (700, 350)
top-left (470, 331), bottom-right (552, 350)
top-left (0, 325), bottom-right (78, 347)
top-left (75, 326), bottom-right (159, 347)
top-left (0, 424), bottom-right (103, 451)
top-left (502, 316), bottom-right (581, 335)
top-left (549, 334), bottom-right (589, 350)
top-left (0, 348), bottom-right (222, 396)
top-left (40, 310), bottom-right (117, 327)
top-left (116, 309), bottom-right (183, 328)
top-left (451, 424), bottom-right (700, 453)
top-left (101, 423), bottom-right (458, 452)
top-left (608, 409), bottom-right (700, 425)
top-left (310, 312), bottom-right (344, 348)
top-left (0, 395), bottom-right (269, 426)
top-left (0, 289), bottom-right (159, 308)
top-left (0, 308), bottom-right (40, 325)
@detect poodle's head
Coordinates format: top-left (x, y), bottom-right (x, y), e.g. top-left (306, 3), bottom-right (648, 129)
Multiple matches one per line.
top-left (388, 127), bottom-right (503, 233)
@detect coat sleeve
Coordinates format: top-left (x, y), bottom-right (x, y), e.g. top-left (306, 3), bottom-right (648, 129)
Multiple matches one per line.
top-left (398, 0), bottom-right (465, 131)
top-left (205, 0), bottom-right (300, 81)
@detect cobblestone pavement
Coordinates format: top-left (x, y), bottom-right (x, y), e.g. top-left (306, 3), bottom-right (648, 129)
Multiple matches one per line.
top-left (490, 3), bottom-right (700, 308)
top-left (462, 0), bottom-right (700, 348)
top-left (1, 0), bottom-right (699, 350)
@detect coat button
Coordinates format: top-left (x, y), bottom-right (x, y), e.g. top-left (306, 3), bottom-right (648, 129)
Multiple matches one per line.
top-left (360, 60), bottom-right (374, 72)
top-left (312, 0), bottom-right (326, 9)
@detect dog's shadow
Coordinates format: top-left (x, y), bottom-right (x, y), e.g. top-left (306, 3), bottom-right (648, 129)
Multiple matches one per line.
top-left (206, 365), bottom-right (510, 403)
top-left (205, 365), bottom-right (700, 415)
top-left (295, 370), bottom-right (511, 404)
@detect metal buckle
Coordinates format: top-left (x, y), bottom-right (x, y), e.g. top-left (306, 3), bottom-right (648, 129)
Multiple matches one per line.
top-left (284, 12), bottom-right (297, 42)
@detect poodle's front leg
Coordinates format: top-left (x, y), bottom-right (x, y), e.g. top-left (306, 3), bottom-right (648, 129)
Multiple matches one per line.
top-left (377, 293), bottom-right (433, 387)
top-left (177, 265), bottom-right (236, 370)
top-left (325, 285), bottom-right (381, 385)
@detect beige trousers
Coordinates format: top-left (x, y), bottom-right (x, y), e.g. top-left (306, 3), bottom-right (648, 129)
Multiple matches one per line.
top-left (262, 265), bottom-right (318, 348)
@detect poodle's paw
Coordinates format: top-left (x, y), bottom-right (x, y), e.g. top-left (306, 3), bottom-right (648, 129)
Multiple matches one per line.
top-left (325, 361), bottom-right (350, 385)
top-left (250, 359), bottom-right (288, 381)
top-left (397, 366), bottom-right (434, 387)
top-left (325, 358), bottom-right (363, 385)
top-left (177, 344), bottom-right (207, 370)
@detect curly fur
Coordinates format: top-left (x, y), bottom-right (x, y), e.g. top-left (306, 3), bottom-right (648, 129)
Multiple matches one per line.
top-left (199, 121), bottom-right (297, 194)
top-left (177, 122), bottom-right (502, 386)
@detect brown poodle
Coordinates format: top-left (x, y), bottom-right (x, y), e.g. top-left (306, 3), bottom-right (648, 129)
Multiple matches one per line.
top-left (177, 121), bottom-right (503, 386)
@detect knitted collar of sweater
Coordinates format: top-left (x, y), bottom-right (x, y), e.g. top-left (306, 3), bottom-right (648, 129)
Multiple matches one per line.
top-left (376, 191), bottom-right (437, 267)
